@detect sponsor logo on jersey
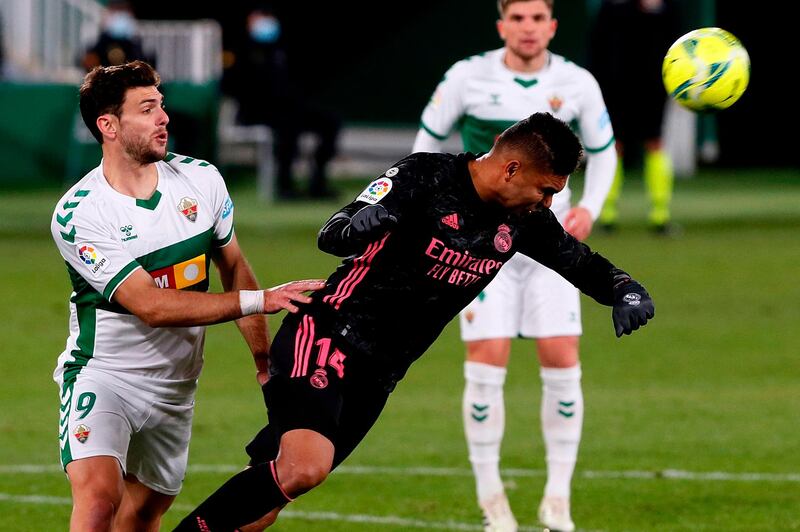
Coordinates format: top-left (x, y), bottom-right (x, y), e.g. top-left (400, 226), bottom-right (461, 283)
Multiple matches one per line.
top-left (119, 224), bottom-right (138, 242)
top-left (178, 197), bottom-right (198, 222)
top-left (494, 224), bottom-right (513, 253)
top-left (73, 424), bottom-right (90, 443)
top-left (548, 95), bottom-right (563, 112)
top-left (598, 109), bottom-right (611, 130)
top-left (425, 237), bottom-right (504, 287)
top-left (149, 254), bottom-right (207, 289)
top-left (385, 167), bottom-right (399, 177)
top-left (222, 197), bottom-right (234, 219)
top-left (357, 177), bottom-right (393, 204)
top-left (440, 213), bottom-right (460, 230)
top-left (77, 244), bottom-right (110, 277)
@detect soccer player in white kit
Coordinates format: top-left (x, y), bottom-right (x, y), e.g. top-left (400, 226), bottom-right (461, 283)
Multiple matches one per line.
top-left (413, 2), bottom-right (617, 530)
top-left (51, 61), bottom-right (324, 532)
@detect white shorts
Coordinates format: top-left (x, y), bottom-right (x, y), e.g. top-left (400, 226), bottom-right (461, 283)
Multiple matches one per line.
top-left (459, 252), bottom-right (582, 341)
top-left (58, 372), bottom-right (194, 496)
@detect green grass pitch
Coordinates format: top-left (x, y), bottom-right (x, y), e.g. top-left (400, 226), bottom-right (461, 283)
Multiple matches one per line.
top-left (1, 168), bottom-right (798, 531)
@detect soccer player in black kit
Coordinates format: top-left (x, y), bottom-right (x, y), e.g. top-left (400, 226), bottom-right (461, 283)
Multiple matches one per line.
top-left (176, 112), bottom-right (654, 531)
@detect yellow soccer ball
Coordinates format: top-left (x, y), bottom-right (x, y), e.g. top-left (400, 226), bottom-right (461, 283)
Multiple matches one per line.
top-left (662, 27), bottom-right (750, 111)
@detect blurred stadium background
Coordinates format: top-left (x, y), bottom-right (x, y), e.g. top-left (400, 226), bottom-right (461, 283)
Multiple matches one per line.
top-left (0, 1), bottom-right (797, 530)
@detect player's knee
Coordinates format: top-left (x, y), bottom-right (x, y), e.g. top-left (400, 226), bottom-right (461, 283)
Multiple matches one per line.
top-left (537, 336), bottom-right (579, 368)
top-left (280, 462), bottom-right (330, 496)
top-left (465, 339), bottom-right (511, 366)
top-left (74, 497), bottom-right (117, 531)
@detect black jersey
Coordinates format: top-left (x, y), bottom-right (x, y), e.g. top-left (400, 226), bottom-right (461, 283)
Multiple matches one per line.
top-left (312, 152), bottom-right (624, 375)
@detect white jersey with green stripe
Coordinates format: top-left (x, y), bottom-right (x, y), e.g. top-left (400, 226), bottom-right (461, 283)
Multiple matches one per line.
top-left (51, 153), bottom-right (235, 393)
top-left (416, 48), bottom-right (615, 214)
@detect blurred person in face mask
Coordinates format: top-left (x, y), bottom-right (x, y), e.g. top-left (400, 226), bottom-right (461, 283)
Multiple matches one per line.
top-left (80, 2), bottom-right (206, 159)
top-left (224, 2), bottom-right (342, 200)
top-left (82, 0), bottom-right (155, 70)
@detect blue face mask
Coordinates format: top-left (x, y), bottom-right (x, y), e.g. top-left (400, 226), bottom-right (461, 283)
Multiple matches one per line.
top-left (250, 16), bottom-right (281, 44)
top-left (106, 12), bottom-right (136, 40)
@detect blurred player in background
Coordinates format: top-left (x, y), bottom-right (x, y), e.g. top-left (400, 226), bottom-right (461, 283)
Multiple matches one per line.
top-left (590, 0), bottom-right (681, 234)
top-left (175, 113), bottom-right (653, 532)
top-left (412, 1), bottom-right (616, 530)
top-left (51, 60), bottom-right (322, 531)
top-left (224, 3), bottom-right (341, 199)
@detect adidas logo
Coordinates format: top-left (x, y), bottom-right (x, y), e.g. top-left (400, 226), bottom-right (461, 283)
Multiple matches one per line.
top-left (441, 213), bottom-right (460, 230)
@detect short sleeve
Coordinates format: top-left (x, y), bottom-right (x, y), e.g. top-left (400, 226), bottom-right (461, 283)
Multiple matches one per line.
top-left (351, 155), bottom-right (427, 223)
top-left (208, 166), bottom-right (235, 247)
top-left (51, 204), bottom-right (141, 301)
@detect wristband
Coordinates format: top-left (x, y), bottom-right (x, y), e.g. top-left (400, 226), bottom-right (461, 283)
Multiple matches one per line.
top-left (239, 290), bottom-right (265, 316)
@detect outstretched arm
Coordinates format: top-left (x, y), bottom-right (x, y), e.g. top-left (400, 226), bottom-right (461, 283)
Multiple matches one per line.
top-left (520, 209), bottom-right (654, 336)
top-left (113, 238), bottom-right (325, 330)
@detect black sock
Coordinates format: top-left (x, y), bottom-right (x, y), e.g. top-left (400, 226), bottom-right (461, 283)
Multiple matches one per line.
top-left (173, 461), bottom-right (292, 531)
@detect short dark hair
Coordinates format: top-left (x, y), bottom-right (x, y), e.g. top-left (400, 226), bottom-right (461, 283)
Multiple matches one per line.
top-left (495, 112), bottom-right (583, 177)
top-left (497, 0), bottom-right (554, 17)
top-left (79, 60), bottom-right (160, 143)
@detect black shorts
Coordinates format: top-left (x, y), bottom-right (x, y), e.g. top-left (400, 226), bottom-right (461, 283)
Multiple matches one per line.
top-left (606, 89), bottom-right (667, 145)
top-left (246, 312), bottom-right (398, 469)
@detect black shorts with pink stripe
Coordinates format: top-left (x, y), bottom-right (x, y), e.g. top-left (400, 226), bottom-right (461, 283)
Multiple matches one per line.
top-left (245, 311), bottom-right (396, 469)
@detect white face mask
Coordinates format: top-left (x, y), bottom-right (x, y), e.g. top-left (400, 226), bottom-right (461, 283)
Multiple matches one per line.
top-left (105, 12), bottom-right (136, 39)
top-left (250, 16), bottom-right (281, 44)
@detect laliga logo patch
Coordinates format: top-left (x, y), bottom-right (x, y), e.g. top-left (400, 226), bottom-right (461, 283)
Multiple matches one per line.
top-left (310, 369), bottom-right (329, 389)
top-left (77, 244), bottom-right (109, 277)
top-left (78, 245), bottom-right (97, 265)
top-left (494, 224), bottom-right (513, 253)
top-left (623, 293), bottom-right (642, 306)
top-left (357, 177), bottom-right (393, 205)
top-left (73, 424), bottom-right (91, 443)
top-left (178, 197), bottom-right (198, 222)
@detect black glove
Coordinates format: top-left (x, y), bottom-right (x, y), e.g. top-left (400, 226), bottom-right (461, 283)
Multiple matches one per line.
top-left (348, 204), bottom-right (397, 239)
top-left (612, 276), bottom-right (655, 337)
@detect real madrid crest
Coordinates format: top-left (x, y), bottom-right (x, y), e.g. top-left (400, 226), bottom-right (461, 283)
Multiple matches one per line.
top-left (494, 224), bottom-right (513, 253)
top-left (310, 369), bottom-right (329, 389)
top-left (178, 197), bottom-right (198, 222)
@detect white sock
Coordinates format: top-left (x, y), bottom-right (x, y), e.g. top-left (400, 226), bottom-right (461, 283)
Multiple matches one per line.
top-left (540, 364), bottom-right (583, 499)
top-left (464, 361), bottom-right (507, 502)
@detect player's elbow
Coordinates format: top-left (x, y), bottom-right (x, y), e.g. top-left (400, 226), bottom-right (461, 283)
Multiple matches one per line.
top-left (317, 233), bottom-right (339, 255)
top-left (133, 306), bottom-right (170, 328)
top-left (317, 227), bottom-right (348, 256)
top-left (119, 293), bottom-right (171, 328)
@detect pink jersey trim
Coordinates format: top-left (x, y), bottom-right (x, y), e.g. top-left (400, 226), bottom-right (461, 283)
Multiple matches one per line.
top-left (324, 234), bottom-right (390, 310)
top-left (291, 314), bottom-right (316, 378)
